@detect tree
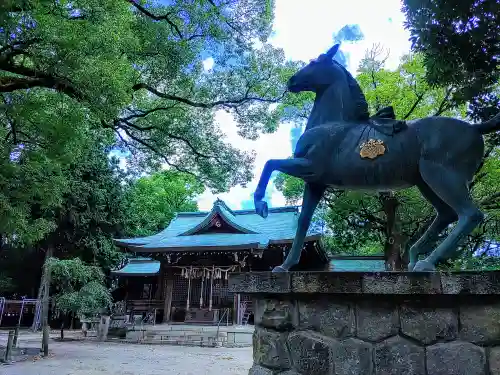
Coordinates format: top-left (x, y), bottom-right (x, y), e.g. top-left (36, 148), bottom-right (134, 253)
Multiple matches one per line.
top-left (47, 257), bottom-right (112, 340)
top-left (0, 0), bottom-right (301, 193)
top-left (123, 170), bottom-right (204, 237)
top-left (33, 136), bottom-right (129, 269)
top-left (401, 0), bottom-right (500, 121)
top-left (0, 133), bottom-right (126, 293)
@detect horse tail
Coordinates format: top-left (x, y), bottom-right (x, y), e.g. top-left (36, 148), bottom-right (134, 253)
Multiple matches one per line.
top-left (475, 112), bottom-right (500, 135)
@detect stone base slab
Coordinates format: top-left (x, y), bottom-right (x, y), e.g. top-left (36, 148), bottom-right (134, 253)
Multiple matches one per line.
top-left (229, 271), bottom-right (500, 375)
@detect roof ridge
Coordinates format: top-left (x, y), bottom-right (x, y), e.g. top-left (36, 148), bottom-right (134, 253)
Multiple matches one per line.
top-left (214, 198), bottom-right (235, 215)
top-left (176, 205), bottom-right (299, 217)
top-left (178, 202), bottom-right (259, 236)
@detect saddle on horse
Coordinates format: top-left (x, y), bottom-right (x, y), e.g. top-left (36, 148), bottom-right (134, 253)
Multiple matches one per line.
top-left (368, 106), bottom-right (407, 136)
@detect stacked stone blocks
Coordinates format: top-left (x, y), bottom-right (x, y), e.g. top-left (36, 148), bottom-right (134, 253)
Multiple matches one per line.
top-left (229, 271), bottom-right (500, 375)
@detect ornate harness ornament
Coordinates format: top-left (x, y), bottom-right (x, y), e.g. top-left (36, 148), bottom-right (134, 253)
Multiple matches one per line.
top-left (359, 139), bottom-right (386, 159)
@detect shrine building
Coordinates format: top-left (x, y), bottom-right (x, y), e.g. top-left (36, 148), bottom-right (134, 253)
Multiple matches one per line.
top-left (112, 199), bottom-right (328, 325)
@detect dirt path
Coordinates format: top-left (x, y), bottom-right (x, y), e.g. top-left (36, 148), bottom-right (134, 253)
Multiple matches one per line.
top-left (2, 341), bottom-right (252, 375)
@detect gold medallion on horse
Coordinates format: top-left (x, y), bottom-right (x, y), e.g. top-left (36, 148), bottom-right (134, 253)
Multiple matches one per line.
top-left (359, 139), bottom-right (386, 159)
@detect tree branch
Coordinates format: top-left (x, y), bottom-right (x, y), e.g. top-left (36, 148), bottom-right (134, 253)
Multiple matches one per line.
top-left (127, 0), bottom-right (184, 39)
top-left (403, 93), bottom-right (424, 120)
top-left (205, 0), bottom-right (246, 40)
top-left (115, 126), bottom-right (198, 177)
top-left (132, 83), bottom-right (285, 109)
top-left (115, 118), bottom-right (215, 161)
top-left (433, 87), bottom-right (453, 116)
top-left (1, 1), bottom-right (34, 12)
top-left (0, 61), bottom-right (84, 99)
top-left (120, 104), bottom-right (179, 121)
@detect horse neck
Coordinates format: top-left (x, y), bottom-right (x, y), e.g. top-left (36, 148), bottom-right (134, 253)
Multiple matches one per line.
top-left (305, 82), bottom-right (357, 130)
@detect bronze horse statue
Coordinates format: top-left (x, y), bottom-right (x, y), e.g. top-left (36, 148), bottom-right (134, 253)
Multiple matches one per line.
top-left (254, 44), bottom-right (500, 272)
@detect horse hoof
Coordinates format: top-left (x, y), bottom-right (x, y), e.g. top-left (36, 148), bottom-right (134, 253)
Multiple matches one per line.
top-left (255, 200), bottom-right (268, 218)
top-left (412, 260), bottom-right (436, 272)
top-left (272, 265), bottom-right (288, 273)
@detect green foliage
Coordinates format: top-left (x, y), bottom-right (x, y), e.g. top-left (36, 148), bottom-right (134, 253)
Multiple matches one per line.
top-left (318, 188), bottom-right (433, 256)
top-left (450, 247), bottom-right (500, 271)
top-left (0, 273), bottom-right (15, 294)
top-left (0, 0), bottom-right (301, 193)
top-left (323, 239), bottom-right (383, 256)
top-left (402, 0), bottom-right (500, 113)
top-left (274, 172), bottom-right (303, 204)
top-left (1, 1), bottom-right (304, 287)
top-left (123, 170), bottom-right (204, 237)
top-left (28, 135), bottom-right (128, 270)
top-left (357, 51), bottom-right (466, 119)
top-left (48, 257), bottom-right (111, 317)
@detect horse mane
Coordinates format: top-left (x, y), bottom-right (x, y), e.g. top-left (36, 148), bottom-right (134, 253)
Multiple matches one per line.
top-left (335, 62), bottom-right (370, 121)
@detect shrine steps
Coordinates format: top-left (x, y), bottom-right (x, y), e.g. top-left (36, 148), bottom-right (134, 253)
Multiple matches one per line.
top-left (124, 324), bottom-right (253, 348)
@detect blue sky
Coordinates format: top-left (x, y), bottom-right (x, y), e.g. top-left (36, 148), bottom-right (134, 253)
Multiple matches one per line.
top-left (197, 0), bottom-right (412, 210)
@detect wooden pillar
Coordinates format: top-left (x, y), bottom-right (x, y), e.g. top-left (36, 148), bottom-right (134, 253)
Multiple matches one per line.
top-left (199, 276), bottom-right (204, 308)
top-left (154, 262), bottom-right (165, 300)
top-left (209, 266), bottom-right (214, 311)
top-left (162, 271), bottom-right (174, 323)
top-left (186, 266), bottom-right (192, 311)
top-left (233, 293), bottom-right (240, 325)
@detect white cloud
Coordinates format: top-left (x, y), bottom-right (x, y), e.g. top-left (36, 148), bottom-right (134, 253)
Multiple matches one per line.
top-left (202, 57), bottom-right (214, 71)
top-left (197, 110), bottom-right (292, 210)
top-left (199, 1), bottom-right (412, 211)
top-left (271, 0), bottom-right (411, 71)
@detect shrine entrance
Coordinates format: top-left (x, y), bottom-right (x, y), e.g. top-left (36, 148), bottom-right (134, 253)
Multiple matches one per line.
top-left (169, 265), bottom-right (237, 324)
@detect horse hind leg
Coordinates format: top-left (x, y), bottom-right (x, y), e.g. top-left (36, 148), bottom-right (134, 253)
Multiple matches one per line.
top-left (413, 160), bottom-right (484, 272)
top-left (408, 180), bottom-right (458, 270)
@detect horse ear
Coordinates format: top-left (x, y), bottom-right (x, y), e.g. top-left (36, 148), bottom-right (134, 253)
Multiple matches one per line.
top-left (326, 43), bottom-right (340, 58)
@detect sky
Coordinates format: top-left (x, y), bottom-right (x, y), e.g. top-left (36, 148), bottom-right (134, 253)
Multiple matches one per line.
top-left (196, 0), bottom-right (412, 211)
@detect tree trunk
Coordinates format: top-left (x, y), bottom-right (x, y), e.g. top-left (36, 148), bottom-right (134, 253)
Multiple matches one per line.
top-left (60, 314), bottom-right (65, 341)
top-left (384, 232), bottom-right (408, 271)
top-left (41, 247), bottom-right (53, 356)
top-left (380, 192), bottom-right (406, 270)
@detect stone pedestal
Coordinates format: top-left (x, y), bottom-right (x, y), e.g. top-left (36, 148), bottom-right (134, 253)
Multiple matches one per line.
top-left (228, 271), bottom-right (500, 375)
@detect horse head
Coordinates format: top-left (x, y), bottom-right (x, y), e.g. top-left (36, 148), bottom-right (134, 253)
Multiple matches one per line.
top-left (287, 44), bottom-right (344, 94)
top-left (287, 43), bottom-right (369, 125)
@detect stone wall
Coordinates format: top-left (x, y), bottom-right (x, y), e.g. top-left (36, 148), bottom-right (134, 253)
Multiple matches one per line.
top-left (229, 271), bottom-right (500, 375)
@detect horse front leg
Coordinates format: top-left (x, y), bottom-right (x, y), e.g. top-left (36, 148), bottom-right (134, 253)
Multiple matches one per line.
top-left (274, 182), bottom-right (325, 272)
top-left (254, 158), bottom-right (316, 218)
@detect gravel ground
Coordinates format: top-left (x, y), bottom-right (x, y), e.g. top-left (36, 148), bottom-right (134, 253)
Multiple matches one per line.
top-left (2, 341), bottom-right (253, 375)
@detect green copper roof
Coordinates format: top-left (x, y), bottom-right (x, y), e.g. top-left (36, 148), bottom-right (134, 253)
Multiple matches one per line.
top-left (114, 199), bottom-right (322, 252)
top-left (179, 199), bottom-right (259, 235)
top-left (111, 257), bottom-right (160, 276)
top-left (329, 258), bottom-right (385, 272)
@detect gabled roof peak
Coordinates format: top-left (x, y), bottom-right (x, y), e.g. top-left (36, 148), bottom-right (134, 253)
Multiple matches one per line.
top-left (176, 201), bottom-right (299, 218)
top-left (178, 198), bottom-right (258, 236)
top-left (214, 197), bottom-right (234, 215)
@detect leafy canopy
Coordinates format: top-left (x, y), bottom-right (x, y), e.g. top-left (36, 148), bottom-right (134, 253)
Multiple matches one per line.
top-left (0, 0), bottom-right (302, 192)
top-left (123, 170), bottom-right (204, 237)
top-left (401, 0), bottom-right (500, 120)
top-left (48, 257), bottom-right (111, 318)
